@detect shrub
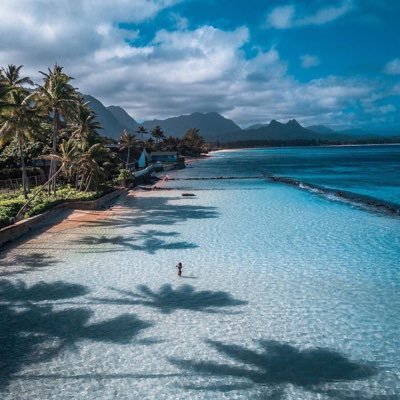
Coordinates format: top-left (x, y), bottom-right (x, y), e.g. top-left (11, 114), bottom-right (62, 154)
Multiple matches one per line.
top-left (0, 185), bottom-right (107, 227)
top-left (0, 198), bottom-right (24, 228)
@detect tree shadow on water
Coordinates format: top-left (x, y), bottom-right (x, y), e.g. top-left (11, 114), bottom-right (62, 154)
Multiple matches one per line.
top-left (0, 279), bottom-right (89, 301)
top-left (0, 279), bottom-right (153, 391)
top-left (169, 339), bottom-right (385, 399)
top-left (92, 284), bottom-right (248, 314)
top-left (81, 196), bottom-right (219, 229)
top-left (0, 252), bottom-right (59, 277)
top-left (74, 231), bottom-right (198, 255)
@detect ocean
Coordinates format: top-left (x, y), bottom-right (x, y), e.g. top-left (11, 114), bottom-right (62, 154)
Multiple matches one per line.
top-left (1, 145), bottom-right (399, 399)
top-left (167, 144), bottom-right (400, 213)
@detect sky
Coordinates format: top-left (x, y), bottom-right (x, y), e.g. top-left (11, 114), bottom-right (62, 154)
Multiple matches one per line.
top-left (1, 0), bottom-right (399, 129)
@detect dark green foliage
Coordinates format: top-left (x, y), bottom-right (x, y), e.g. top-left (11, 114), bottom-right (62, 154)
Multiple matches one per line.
top-left (0, 138), bottom-right (50, 169)
top-left (150, 125), bottom-right (165, 150)
top-left (0, 167), bottom-right (42, 180)
top-left (178, 128), bottom-right (207, 156)
top-left (0, 186), bottom-right (103, 227)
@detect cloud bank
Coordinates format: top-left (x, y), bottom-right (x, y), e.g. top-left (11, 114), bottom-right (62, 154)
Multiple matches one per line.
top-left (0, 0), bottom-right (395, 129)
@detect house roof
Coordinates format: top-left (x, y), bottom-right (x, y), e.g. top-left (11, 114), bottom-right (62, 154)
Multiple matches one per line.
top-left (150, 151), bottom-right (178, 156)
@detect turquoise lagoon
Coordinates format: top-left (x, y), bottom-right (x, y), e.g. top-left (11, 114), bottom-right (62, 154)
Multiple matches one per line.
top-left (0, 145), bottom-right (399, 399)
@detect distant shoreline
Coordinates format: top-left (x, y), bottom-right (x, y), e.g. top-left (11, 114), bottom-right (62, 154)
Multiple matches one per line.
top-left (212, 142), bottom-right (400, 153)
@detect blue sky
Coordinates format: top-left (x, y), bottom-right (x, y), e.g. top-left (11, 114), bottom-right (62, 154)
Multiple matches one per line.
top-left (1, 0), bottom-right (399, 129)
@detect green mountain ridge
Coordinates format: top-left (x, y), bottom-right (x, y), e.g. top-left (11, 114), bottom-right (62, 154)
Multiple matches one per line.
top-left (84, 94), bottom-right (400, 143)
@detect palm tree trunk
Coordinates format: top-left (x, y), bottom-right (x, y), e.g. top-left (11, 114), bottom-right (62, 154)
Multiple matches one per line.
top-left (79, 173), bottom-right (85, 191)
top-left (48, 107), bottom-right (59, 194)
top-left (75, 173), bottom-right (79, 190)
top-left (85, 173), bottom-right (93, 192)
top-left (16, 166), bottom-right (64, 220)
top-left (18, 131), bottom-right (29, 200)
top-left (126, 146), bottom-right (130, 169)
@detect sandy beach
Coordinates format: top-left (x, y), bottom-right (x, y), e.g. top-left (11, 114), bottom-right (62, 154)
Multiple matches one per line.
top-left (0, 190), bottom-right (157, 272)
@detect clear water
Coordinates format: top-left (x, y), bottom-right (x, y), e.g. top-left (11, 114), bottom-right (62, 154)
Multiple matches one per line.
top-left (174, 145), bottom-right (400, 207)
top-left (1, 146), bottom-right (399, 399)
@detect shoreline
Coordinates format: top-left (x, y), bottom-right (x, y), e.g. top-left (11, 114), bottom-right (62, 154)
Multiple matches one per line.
top-left (0, 186), bottom-right (187, 257)
top-left (212, 142), bottom-right (400, 153)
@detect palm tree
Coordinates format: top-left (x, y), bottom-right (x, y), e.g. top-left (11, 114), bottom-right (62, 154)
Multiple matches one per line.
top-left (78, 143), bottom-right (112, 192)
top-left (179, 128), bottom-right (206, 156)
top-left (37, 64), bottom-right (78, 193)
top-left (0, 65), bottom-right (36, 199)
top-left (15, 140), bottom-right (79, 219)
top-left (163, 135), bottom-right (179, 151)
top-left (136, 125), bottom-right (148, 143)
top-left (0, 64), bottom-right (33, 90)
top-left (151, 125), bottom-right (165, 151)
top-left (42, 140), bottom-right (80, 181)
top-left (70, 97), bottom-right (102, 149)
top-left (145, 137), bottom-right (155, 152)
top-left (0, 80), bottom-right (10, 111)
top-left (119, 130), bottom-right (139, 169)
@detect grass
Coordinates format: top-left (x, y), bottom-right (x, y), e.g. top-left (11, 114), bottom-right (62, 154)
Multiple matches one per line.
top-left (0, 185), bottom-right (111, 228)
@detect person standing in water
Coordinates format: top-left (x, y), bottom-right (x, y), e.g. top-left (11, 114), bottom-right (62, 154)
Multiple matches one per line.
top-left (176, 262), bottom-right (183, 277)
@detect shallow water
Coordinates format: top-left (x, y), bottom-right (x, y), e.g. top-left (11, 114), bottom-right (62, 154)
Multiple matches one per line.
top-left (1, 147), bottom-right (400, 399)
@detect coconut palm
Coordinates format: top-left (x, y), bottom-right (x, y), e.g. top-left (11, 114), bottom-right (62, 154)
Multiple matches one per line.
top-left (150, 125), bottom-right (165, 151)
top-left (0, 78), bottom-right (10, 123)
top-left (41, 140), bottom-right (80, 182)
top-left (136, 125), bottom-right (148, 143)
top-left (145, 137), bottom-right (155, 152)
top-left (37, 64), bottom-right (78, 193)
top-left (78, 143), bottom-right (112, 192)
top-left (70, 97), bottom-right (102, 149)
top-left (179, 128), bottom-right (206, 156)
top-left (0, 64), bottom-right (33, 90)
top-left (119, 130), bottom-right (139, 169)
top-left (15, 140), bottom-right (80, 219)
top-left (0, 65), bottom-right (36, 199)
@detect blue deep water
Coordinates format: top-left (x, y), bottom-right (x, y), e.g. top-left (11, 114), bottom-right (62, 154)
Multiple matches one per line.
top-left (0, 145), bottom-right (399, 399)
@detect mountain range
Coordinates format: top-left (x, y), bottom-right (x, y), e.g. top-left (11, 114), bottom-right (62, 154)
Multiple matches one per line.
top-left (84, 95), bottom-right (239, 140)
top-left (84, 94), bottom-right (400, 144)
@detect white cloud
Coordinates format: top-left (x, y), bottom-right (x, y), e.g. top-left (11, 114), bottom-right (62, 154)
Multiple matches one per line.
top-left (266, 5), bottom-right (295, 29)
top-left (0, 0), bottom-right (389, 129)
top-left (0, 0), bottom-right (182, 74)
top-left (297, 1), bottom-right (353, 26)
top-left (383, 58), bottom-right (400, 75)
top-left (169, 12), bottom-right (189, 30)
top-left (266, 1), bottom-right (354, 29)
top-left (300, 55), bottom-right (320, 68)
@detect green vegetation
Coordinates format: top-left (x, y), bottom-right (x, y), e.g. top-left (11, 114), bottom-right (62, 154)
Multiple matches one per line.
top-left (150, 125), bottom-right (166, 151)
top-left (116, 169), bottom-right (136, 187)
top-left (178, 128), bottom-right (207, 156)
top-left (140, 127), bottom-right (208, 156)
top-left (0, 63), bottom-right (208, 228)
top-left (0, 186), bottom-right (102, 228)
top-left (118, 130), bottom-right (140, 168)
top-left (0, 64), bottom-right (121, 225)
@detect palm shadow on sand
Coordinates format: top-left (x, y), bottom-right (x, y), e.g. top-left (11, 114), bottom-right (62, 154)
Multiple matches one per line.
top-left (91, 284), bottom-right (248, 314)
top-left (0, 279), bottom-right (154, 391)
top-left (169, 339), bottom-right (387, 399)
